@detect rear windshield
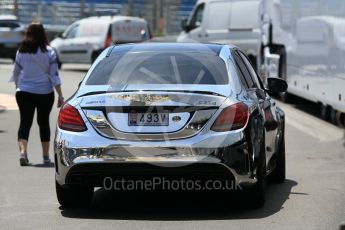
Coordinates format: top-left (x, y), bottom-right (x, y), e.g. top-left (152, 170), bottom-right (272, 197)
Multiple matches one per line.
top-left (112, 21), bottom-right (149, 42)
top-left (86, 52), bottom-right (229, 85)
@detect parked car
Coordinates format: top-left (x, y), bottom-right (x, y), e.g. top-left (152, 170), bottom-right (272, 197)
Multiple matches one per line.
top-left (0, 15), bottom-right (24, 60)
top-left (50, 15), bottom-right (151, 67)
top-left (54, 43), bottom-right (287, 208)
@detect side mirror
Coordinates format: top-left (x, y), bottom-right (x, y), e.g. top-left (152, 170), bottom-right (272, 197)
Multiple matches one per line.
top-left (181, 18), bottom-right (188, 31)
top-left (266, 77), bottom-right (288, 94)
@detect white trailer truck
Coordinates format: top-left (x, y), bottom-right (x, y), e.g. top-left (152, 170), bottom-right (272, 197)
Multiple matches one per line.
top-left (259, 0), bottom-right (345, 126)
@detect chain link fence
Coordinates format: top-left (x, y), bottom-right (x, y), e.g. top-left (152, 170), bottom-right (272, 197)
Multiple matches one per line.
top-left (0, 0), bottom-right (197, 35)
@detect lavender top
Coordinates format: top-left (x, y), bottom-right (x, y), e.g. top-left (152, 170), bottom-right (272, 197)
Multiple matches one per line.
top-left (10, 46), bottom-right (61, 94)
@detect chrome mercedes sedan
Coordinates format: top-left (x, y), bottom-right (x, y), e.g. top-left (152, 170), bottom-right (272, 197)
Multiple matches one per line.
top-left (54, 43), bottom-right (287, 208)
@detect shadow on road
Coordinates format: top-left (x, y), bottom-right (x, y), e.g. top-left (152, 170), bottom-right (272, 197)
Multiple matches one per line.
top-left (276, 95), bottom-right (344, 128)
top-left (26, 162), bottom-right (55, 168)
top-left (288, 96), bottom-right (323, 119)
top-left (61, 68), bottom-right (89, 73)
top-left (60, 179), bottom-right (298, 221)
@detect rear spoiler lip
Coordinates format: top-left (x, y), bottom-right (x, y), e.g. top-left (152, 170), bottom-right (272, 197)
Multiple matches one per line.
top-left (81, 105), bottom-right (219, 113)
top-left (78, 90), bottom-right (227, 98)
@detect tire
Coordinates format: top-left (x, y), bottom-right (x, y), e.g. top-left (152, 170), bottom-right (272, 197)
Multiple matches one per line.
top-left (270, 132), bottom-right (286, 184)
top-left (246, 131), bottom-right (267, 209)
top-left (320, 104), bottom-right (330, 121)
top-left (330, 107), bottom-right (337, 124)
top-left (246, 157), bottom-right (267, 209)
top-left (55, 181), bottom-right (93, 208)
top-left (337, 112), bottom-right (345, 128)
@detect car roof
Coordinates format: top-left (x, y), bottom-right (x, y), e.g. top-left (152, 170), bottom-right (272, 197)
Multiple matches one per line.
top-left (78, 15), bottom-right (147, 24)
top-left (108, 43), bottom-right (234, 56)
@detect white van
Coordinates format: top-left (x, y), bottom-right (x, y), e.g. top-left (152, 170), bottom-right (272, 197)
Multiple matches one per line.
top-left (259, 0), bottom-right (345, 125)
top-left (177, 0), bottom-right (261, 67)
top-left (50, 16), bottom-right (151, 66)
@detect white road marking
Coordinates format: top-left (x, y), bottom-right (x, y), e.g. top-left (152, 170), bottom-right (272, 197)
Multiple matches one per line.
top-left (276, 101), bottom-right (344, 142)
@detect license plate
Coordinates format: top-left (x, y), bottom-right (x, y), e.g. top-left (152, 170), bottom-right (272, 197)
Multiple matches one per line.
top-left (128, 113), bottom-right (169, 126)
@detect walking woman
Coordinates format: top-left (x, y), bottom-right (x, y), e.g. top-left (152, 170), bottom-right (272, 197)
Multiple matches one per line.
top-left (10, 23), bottom-right (64, 166)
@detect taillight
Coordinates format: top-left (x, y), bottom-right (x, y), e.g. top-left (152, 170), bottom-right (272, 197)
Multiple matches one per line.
top-left (104, 35), bottom-right (112, 47)
top-left (58, 104), bottom-right (87, 132)
top-left (211, 103), bottom-right (249, 132)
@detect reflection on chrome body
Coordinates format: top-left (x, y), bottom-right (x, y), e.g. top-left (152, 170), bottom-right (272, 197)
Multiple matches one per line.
top-left (54, 43), bottom-right (285, 199)
top-left (79, 92), bottom-right (227, 108)
top-left (55, 127), bottom-right (256, 187)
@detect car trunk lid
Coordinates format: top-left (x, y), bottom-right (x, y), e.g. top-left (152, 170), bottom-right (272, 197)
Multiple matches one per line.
top-left (79, 91), bottom-right (227, 140)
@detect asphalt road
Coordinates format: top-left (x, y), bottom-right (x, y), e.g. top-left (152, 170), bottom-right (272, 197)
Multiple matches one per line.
top-left (0, 60), bottom-right (344, 230)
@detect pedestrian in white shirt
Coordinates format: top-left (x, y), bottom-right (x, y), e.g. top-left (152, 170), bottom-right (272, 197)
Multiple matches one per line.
top-left (10, 23), bottom-right (64, 166)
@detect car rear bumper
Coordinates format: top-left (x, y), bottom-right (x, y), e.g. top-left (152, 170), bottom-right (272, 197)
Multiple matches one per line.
top-left (54, 127), bottom-right (257, 189)
top-left (64, 162), bottom-right (238, 189)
